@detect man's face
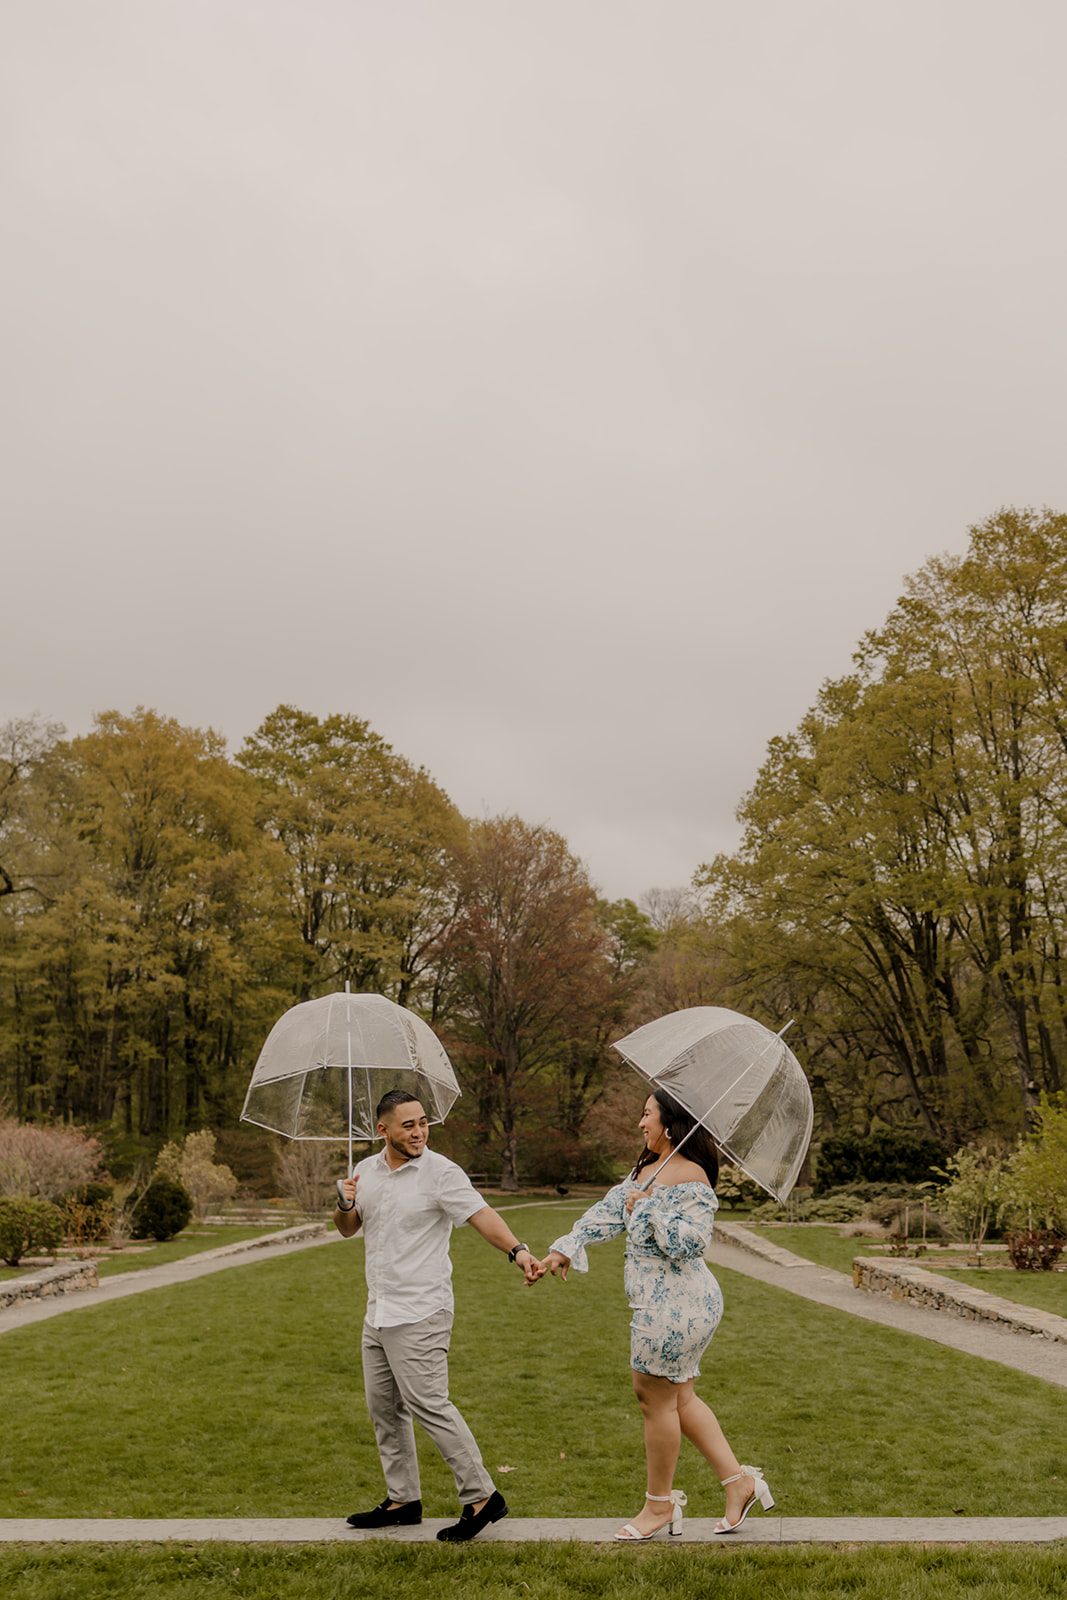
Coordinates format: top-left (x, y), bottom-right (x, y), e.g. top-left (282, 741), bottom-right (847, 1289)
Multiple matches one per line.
top-left (378, 1100), bottom-right (429, 1162)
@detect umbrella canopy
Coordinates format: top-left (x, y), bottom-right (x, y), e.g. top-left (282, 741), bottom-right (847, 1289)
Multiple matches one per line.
top-left (240, 989), bottom-right (461, 1168)
top-left (612, 1005), bottom-right (813, 1202)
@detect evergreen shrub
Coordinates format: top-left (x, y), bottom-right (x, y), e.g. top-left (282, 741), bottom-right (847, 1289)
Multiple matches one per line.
top-left (813, 1131), bottom-right (947, 1194)
top-left (132, 1176), bottom-right (193, 1242)
top-left (0, 1197), bottom-right (66, 1265)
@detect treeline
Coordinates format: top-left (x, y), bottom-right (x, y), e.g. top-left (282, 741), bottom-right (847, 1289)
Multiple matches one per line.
top-left (698, 508), bottom-right (1067, 1146)
top-left (3, 507), bottom-right (1064, 1181)
top-left (0, 704), bottom-right (664, 1185)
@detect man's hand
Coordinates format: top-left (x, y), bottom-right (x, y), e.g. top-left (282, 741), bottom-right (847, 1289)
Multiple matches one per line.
top-left (545, 1249), bottom-right (571, 1282)
top-left (516, 1249), bottom-right (547, 1285)
top-left (334, 1175), bottom-right (361, 1237)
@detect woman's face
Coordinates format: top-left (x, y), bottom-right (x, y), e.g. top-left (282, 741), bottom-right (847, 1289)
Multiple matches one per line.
top-left (639, 1096), bottom-right (668, 1153)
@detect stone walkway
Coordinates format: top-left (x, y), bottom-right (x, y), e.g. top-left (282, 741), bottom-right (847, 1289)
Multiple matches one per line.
top-left (2, 1514), bottom-right (1066, 1545)
top-left (707, 1224), bottom-right (1067, 1388)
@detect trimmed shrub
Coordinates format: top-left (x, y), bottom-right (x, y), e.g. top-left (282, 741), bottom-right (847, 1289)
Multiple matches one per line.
top-left (804, 1194), bottom-right (867, 1222)
top-left (865, 1194), bottom-right (950, 1238)
top-left (131, 1175), bottom-right (193, 1242)
top-left (813, 1130), bottom-right (948, 1194)
top-left (0, 1197), bottom-right (66, 1265)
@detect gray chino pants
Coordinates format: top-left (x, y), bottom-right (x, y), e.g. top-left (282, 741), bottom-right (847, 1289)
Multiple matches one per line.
top-left (361, 1308), bottom-right (495, 1505)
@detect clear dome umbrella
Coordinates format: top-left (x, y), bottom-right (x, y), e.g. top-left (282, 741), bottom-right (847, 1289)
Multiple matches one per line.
top-left (612, 1006), bottom-right (813, 1202)
top-left (240, 986), bottom-right (461, 1179)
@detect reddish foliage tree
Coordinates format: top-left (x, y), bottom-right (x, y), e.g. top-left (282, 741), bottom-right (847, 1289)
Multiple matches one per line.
top-left (437, 816), bottom-right (614, 1190)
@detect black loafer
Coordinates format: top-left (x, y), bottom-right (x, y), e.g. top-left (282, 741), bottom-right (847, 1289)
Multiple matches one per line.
top-left (435, 1489), bottom-right (508, 1543)
top-left (346, 1498), bottom-right (422, 1529)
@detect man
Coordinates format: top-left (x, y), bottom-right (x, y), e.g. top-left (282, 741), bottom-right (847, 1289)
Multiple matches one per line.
top-left (335, 1088), bottom-right (541, 1542)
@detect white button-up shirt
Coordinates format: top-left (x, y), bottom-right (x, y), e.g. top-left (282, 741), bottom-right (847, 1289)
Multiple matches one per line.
top-left (350, 1147), bottom-right (487, 1328)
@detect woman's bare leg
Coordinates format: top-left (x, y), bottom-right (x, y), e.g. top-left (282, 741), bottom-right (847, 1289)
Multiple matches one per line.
top-left (676, 1383), bottom-right (755, 1524)
top-left (620, 1371), bottom-right (683, 1536)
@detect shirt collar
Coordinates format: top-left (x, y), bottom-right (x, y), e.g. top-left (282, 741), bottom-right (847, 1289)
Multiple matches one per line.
top-left (375, 1147), bottom-right (423, 1177)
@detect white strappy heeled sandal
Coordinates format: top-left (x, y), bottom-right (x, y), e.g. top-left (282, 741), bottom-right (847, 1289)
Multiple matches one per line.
top-left (614, 1489), bottom-right (688, 1541)
top-left (713, 1465), bottom-right (775, 1534)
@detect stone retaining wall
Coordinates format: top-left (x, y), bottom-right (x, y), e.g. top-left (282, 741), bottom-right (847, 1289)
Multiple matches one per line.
top-left (852, 1257), bottom-right (1067, 1344)
top-left (195, 1222), bottom-right (327, 1259)
top-left (0, 1261), bottom-right (99, 1309)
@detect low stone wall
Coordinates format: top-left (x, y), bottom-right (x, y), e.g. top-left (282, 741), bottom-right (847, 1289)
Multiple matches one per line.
top-left (192, 1221), bottom-right (328, 1261)
top-left (852, 1257), bottom-right (1067, 1345)
top-left (0, 1261), bottom-right (99, 1310)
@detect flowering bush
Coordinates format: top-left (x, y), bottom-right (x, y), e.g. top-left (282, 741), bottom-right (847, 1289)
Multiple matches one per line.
top-left (155, 1131), bottom-right (237, 1222)
top-left (0, 1116), bottom-right (103, 1202)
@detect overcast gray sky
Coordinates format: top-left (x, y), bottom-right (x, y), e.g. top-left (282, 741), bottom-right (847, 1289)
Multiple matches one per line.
top-left (4, 2), bottom-right (1067, 900)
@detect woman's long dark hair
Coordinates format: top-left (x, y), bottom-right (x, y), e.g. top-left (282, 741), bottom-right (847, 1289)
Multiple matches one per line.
top-left (630, 1088), bottom-right (720, 1188)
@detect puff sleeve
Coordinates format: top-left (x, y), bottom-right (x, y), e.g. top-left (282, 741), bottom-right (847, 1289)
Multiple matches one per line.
top-left (549, 1184), bottom-right (629, 1274)
top-left (625, 1185), bottom-right (717, 1261)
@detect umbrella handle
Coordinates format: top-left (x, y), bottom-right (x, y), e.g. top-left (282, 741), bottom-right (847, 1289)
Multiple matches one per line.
top-left (636, 1121), bottom-right (699, 1190)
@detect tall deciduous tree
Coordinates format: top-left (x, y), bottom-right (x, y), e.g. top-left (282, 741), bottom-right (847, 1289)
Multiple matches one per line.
top-left (698, 508), bottom-right (1067, 1143)
top-left (1, 709), bottom-right (278, 1134)
top-left (438, 816), bottom-right (612, 1190)
top-left (237, 705), bottom-right (461, 1003)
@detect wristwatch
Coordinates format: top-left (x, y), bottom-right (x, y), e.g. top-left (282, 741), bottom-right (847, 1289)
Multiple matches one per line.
top-left (508, 1242), bottom-right (530, 1264)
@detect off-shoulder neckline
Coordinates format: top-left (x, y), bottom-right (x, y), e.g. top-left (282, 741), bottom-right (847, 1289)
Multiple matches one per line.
top-left (626, 1178), bottom-right (715, 1194)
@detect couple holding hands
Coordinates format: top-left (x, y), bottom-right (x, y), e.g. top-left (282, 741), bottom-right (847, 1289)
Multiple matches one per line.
top-left (334, 1086), bottom-right (773, 1543)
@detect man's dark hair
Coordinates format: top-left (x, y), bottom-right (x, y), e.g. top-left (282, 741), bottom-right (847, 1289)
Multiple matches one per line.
top-left (376, 1088), bottom-right (422, 1124)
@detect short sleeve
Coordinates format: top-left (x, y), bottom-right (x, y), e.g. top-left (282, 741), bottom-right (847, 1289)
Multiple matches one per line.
top-left (436, 1159), bottom-right (487, 1227)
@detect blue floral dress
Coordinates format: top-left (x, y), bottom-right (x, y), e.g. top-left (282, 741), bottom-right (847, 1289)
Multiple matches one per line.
top-left (550, 1180), bottom-right (724, 1383)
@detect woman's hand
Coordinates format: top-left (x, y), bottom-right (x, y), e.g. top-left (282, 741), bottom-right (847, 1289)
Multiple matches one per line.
top-left (545, 1249), bottom-right (571, 1281)
top-left (624, 1184), bottom-right (649, 1215)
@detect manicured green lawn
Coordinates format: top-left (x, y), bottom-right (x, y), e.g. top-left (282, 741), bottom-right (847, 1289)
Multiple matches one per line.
top-left (3, 1543), bottom-right (1067, 1600)
top-left (3, 1204), bottom-right (1067, 1523)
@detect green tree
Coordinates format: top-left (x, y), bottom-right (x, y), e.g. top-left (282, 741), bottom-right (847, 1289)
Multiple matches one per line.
top-left (237, 706), bottom-right (461, 1004)
top-left (0, 709), bottom-right (279, 1135)
top-left (697, 508), bottom-right (1067, 1144)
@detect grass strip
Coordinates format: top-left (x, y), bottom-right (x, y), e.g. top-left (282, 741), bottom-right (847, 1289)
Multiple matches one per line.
top-left (3, 1541), bottom-right (1067, 1600)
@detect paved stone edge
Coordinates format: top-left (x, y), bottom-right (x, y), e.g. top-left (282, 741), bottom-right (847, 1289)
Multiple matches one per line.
top-left (2, 1517), bottom-right (1066, 1545)
top-left (0, 1261), bottom-right (98, 1310)
top-left (714, 1221), bottom-right (1067, 1347)
top-left (714, 1220), bottom-right (816, 1269)
top-left (853, 1258), bottom-right (1067, 1345)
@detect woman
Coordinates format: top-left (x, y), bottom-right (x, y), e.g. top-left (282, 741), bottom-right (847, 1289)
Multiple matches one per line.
top-left (543, 1088), bottom-right (774, 1540)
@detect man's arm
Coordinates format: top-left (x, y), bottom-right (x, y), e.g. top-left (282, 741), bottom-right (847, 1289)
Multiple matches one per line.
top-left (334, 1175), bottom-right (362, 1238)
top-left (467, 1205), bottom-right (544, 1284)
